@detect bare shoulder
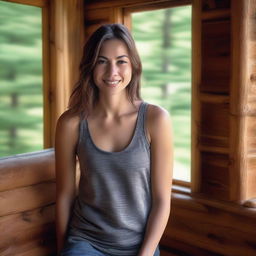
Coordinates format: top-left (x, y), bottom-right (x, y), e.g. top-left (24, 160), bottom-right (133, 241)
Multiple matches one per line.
top-left (55, 110), bottom-right (80, 140)
top-left (147, 104), bottom-right (170, 121)
top-left (146, 104), bottom-right (172, 141)
top-left (57, 110), bottom-right (80, 129)
top-left (147, 104), bottom-right (171, 127)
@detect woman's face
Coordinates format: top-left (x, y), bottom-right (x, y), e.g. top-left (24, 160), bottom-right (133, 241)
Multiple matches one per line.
top-left (93, 39), bottom-right (132, 96)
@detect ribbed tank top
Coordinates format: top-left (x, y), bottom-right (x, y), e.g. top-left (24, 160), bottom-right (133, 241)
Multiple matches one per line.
top-left (68, 102), bottom-right (151, 256)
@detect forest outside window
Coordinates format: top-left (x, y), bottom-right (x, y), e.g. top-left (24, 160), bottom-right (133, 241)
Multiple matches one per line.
top-left (132, 5), bottom-right (192, 182)
top-left (0, 1), bottom-right (43, 157)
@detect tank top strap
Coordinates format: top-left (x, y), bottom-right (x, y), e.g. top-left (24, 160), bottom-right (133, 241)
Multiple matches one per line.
top-left (135, 101), bottom-right (149, 139)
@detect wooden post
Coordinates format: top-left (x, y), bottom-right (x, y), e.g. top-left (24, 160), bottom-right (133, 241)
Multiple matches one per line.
top-left (49, 0), bottom-right (85, 146)
top-left (230, 0), bottom-right (256, 203)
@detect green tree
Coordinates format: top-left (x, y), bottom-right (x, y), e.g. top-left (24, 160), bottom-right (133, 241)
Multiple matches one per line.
top-left (132, 6), bottom-right (192, 181)
top-left (0, 1), bottom-right (43, 157)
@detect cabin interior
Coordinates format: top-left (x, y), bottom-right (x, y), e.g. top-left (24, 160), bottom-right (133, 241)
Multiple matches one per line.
top-left (0, 0), bottom-right (256, 255)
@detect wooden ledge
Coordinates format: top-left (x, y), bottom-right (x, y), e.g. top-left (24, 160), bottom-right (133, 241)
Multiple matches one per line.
top-left (171, 192), bottom-right (256, 218)
top-left (243, 198), bottom-right (256, 208)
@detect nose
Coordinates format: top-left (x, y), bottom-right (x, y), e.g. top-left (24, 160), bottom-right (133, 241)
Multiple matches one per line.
top-left (107, 62), bottom-right (118, 77)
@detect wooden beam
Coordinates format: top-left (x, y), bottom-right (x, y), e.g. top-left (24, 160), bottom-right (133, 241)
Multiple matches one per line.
top-left (85, 0), bottom-right (191, 10)
top-left (1, 0), bottom-right (47, 7)
top-left (229, 0), bottom-right (254, 202)
top-left (191, 0), bottom-right (202, 193)
top-left (49, 0), bottom-right (85, 145)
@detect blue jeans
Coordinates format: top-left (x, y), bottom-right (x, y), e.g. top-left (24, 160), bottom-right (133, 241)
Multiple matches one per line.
top-left (60, 236), bottom-right (160, 256)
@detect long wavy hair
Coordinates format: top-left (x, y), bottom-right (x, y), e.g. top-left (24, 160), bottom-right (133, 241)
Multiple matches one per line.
top-left (68, 24), bottom-right (142, 117)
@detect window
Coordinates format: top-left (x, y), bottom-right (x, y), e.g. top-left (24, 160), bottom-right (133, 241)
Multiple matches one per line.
top-left (0, 1), bottom-right (43, 157)
top-left (132, 6), bottom-right (192, 181)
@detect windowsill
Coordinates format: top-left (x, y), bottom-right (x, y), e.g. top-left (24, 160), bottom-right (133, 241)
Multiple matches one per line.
top-left (172, 183), bottom-right (191, 195)
top-left (171, 191), bottom-right (256, 218)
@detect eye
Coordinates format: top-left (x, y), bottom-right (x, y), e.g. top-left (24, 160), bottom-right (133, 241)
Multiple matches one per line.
top-left (97, 59), bottom-right (107, 64)
top-left (117, 60), bottom-right (128, 64)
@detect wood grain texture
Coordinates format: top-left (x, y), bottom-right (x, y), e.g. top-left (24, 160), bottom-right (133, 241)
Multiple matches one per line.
top-left (85, 0), bottom-right (191, 10)
top-left (0, 149), bottom-right (54, 192)
top-left (229, 0), bottom-right (256, 202)
top-left (161, 193), bottom-right (256, 256)
top-left (0, 205), bottom-right (55, 256)
top-left (49, 0), bottom-right (85, 145)
top-left (191, 0), bottom-right (202, 194)
top-left (0, 0), bottom-right (47, 7)
top-left (0, 150), bottom-right (56, 256)
top-left (201, 20), bottom-right (230, 94)
top-left (0, 181), bottom-right (55, 216)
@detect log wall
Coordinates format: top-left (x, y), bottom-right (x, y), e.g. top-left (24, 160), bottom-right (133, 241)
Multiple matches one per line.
top-left (0, 150), bottom-right (56, 256)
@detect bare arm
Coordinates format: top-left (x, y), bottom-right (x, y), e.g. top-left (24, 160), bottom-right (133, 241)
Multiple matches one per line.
top-left (138, 105), bottom-right (173, 256)
top-left (55, 112), bottom-right (80, 255)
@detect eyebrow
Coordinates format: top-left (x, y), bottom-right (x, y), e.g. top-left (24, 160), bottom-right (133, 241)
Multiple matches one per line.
top-left (98, 55), bottom-right (129, 59)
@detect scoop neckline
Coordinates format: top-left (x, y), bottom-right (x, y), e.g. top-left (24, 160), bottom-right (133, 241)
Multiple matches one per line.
top-left (85, 102), bottom-right (145, 155)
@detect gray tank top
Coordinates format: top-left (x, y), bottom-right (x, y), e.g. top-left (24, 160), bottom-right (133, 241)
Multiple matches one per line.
top-left (68, 102), bottom-right (151, 256)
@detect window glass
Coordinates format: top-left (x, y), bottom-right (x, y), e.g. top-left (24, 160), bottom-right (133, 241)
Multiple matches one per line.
top-left (132, 6), bottom-right (191, 181)
top-left (0, 1), bottom-right (43, 157)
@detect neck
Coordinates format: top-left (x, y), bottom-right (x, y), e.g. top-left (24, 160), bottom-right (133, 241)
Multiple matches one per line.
top-left (95, 93), bottom-right (134, 118)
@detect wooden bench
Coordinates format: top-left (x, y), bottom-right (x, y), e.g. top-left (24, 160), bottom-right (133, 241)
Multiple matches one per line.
top-left (0, 149), bottom-right (56, 256)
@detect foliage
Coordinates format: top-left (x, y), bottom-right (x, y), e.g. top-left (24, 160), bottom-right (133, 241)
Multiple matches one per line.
top-left (0, 1), bottom-right (43, 157)
top-left (132, 6), bottom-right (192, 181)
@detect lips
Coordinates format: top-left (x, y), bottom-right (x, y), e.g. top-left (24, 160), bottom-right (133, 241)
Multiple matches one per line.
top-left (103, 80), bottom-right (121, 86)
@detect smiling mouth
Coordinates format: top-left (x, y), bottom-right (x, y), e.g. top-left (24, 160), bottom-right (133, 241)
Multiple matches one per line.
top-left (104, 80), bottom-right (121, 86)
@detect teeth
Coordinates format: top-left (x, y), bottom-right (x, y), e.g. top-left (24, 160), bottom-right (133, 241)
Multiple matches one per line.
top-left (105, 80), bottom-right (120, 85)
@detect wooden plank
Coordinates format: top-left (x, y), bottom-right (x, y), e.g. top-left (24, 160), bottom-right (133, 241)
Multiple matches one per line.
top-left (42, 1), bottom-right (52, 148)
top-left (201, 152), bottom-right (230, 200)
top-left (229, 0), bottom-right (253, 202)
top-left (85, 0), bottom-right (191, 10)
top-left (160, 239), bottom-right (223, 256)
top-left (162, 193), bottom-right (256, 256)
top-left (14, 245), bottom-right (55, 256)
top-left (246, 155), bottom-right (256, 200)
top-left (0, 205), bottom-right (54, 243)
top-left (0, 181), bottom-right (55, 216)
top-left (201, 20), bottom-right (231, 94)
top-left (202, 0), bottom-right (230, 11)
top-left (247, 116), bottom-right (256, 154)
top-left (191, 0), bottom-right (202, 193)
top-left (0, 224), bottom-right (55, 256)
top-left (49, 0), bottom-right (85, 144)
top-left (200, 93), bottom-right (229, 103)
top-left (0, 149), bottom-right (55, 192)
top-left (201, 102), bottom-right (229, 138)
top-left (1, 0), bottom-right (47, 7)
top-left (84, 7), bottom-right (114, 39)
top-left (122, 0), bottom-right (191, 14)
top-left (199, 138), bottom-right (229, 153)
top-left (202, 9), bottom-right (230, 21)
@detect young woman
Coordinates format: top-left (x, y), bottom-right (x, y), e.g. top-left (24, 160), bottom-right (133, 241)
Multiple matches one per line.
top-left (55, 24), bottom-right (173, 256)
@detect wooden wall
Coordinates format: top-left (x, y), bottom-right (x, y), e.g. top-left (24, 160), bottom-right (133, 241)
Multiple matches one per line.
top-left (0, 150), bottom-right (55, 256)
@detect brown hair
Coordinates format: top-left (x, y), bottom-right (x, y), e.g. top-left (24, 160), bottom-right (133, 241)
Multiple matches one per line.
top-left (68, 24), bottom-right (142, 117)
